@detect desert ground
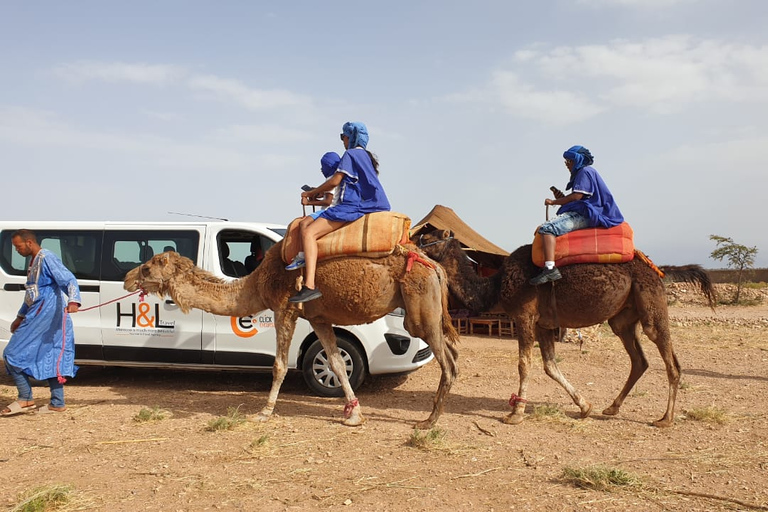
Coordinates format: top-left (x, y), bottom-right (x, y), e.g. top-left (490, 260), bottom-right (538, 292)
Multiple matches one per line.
top-left (1, 284), bottom-right (767, 511)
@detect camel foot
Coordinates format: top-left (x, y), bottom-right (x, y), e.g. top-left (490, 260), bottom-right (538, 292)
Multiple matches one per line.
top-left (502, 412), bottom-right (525, 425)
top-left (652, 417), bottom-right (674, 428)
top-left (342, 408), bottom-right (366, 427)
top-left (579, 402), bottom-right (593, 419)
top-left (602, 404), bottom-right (620, 416)
top-left (251, 407), bottom-right (274, 423)
top-left (413, 418), bottom-right (437, 430)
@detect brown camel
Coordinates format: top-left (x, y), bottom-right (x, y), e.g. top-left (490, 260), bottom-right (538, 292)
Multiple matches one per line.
top-left (415, 230), bottom-right (716, 427)
top-left (124, 242), bottom-right (459, 429)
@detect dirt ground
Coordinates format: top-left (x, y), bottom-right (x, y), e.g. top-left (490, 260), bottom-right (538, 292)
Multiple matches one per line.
top-left (1, 284), bottom-right (767, 511)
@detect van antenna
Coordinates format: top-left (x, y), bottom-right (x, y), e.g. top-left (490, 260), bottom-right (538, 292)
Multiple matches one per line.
top-left (168, 211), bottom-right (229, 221)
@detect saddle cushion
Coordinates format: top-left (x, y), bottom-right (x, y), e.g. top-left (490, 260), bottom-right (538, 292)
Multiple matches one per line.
top-left (532, 222), bottom-right (635, 267)
top-left (281, 211), bottom-right (411, 264)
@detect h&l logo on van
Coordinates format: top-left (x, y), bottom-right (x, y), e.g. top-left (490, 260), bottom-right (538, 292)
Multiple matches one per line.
top-left (231, 316), bottom-right (258, 338)
top-left (116, 302), bottom-right (174, 329)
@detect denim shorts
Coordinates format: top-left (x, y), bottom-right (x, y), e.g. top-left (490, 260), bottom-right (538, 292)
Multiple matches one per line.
top-left (538, 211), bottom-right (590, 237)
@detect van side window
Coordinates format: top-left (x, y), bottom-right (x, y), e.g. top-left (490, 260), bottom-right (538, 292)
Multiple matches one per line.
top-left (101, 230), bottom-right (200, 281)
top-left (0, 230), bottom-right (102, 280)
top-left (217, 230), bottom-right (273, 277)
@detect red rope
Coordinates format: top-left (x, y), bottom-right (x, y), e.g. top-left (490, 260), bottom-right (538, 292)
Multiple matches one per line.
top-left (344, 398), bottom-right (359, 418)
top-left (405, 251), bottom-right (435, 273)
top-left (78, 290), bottom-right (144, 312)
top-left (56, 310), bottom-right (68, 384)
top-left (56, 289), bottom-right (146, 383)
top-left (509, 393), bottom-right (528, 408)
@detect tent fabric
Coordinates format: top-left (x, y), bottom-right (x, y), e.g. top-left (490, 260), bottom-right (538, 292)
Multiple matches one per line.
top-left (411, 205), bottom-right (508, 269)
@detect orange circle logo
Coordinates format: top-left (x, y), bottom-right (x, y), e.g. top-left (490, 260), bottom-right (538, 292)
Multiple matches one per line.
top-left (230, 316), bottom-right (258, 338)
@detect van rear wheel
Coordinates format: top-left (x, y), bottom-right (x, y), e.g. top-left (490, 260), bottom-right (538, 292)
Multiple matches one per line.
top-left (302, 336), bottom-right (367, 397)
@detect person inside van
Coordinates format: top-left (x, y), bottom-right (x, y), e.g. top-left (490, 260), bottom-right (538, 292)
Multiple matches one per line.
top-left (220, 243), bottom-right (246, 277)
top-left (288, 122), bottom-right (391, 303)
top-left (244, 238), bottom-right (265, 274)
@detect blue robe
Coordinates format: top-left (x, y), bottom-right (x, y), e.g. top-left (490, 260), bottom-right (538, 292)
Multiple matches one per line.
top-left (558, 165), bottom-right (624, 228)
top-left (4, 249), bottom-right (81, 380)
top-left (319, 148), bottom-right (391, 222)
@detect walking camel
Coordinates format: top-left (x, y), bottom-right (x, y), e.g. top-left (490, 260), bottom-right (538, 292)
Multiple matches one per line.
top-left (124, 243), bottom-right (459, 428)
top-left (415, 229), bottom-right (716, 427)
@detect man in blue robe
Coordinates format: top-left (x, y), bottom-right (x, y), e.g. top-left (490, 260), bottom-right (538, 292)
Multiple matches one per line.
top-left (2, 229), bottom-right (81, 416)
top-left (530, 145), bottom-right (624, 285)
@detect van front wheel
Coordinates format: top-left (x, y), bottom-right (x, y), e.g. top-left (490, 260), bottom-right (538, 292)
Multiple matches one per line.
top-left (301, 336), bottom-right (367, 397)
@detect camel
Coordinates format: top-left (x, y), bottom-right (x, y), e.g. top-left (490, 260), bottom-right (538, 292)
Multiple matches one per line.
top-left (415, 229), bottom-right (716, 427)
top-left (124, 242), bottom-right (459, 429)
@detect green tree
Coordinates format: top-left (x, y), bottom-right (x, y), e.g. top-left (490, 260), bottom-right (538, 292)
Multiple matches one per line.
top-left (709, 235), bottom-right (758, 303)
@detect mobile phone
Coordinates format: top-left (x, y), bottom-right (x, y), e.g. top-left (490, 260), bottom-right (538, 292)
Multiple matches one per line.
top-left (550, 186), bottom-right (565, 199)
top-left (301, 184), bottom-right (312, 192)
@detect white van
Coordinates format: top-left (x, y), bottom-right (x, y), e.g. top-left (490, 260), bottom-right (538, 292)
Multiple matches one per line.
top-left (0, 221), bottom-right (433, 396)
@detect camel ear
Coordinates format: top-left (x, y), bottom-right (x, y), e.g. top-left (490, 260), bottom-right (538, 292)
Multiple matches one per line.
top-left (160, 252), bottom-right (170, 266)
top-left (441, 230), bottom-right (452, 239)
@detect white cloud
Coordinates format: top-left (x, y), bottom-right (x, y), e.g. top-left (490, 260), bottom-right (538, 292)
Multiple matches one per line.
top-left (450, 36), bottom-right (768, 124)
top-left (490, 71), bottom-right (606, 125)
top-left (0, 105), bottom-right (297, 172)
top-left (526, 37), bottom-right (768, 111)
top-left (187, 75), bottom-right (312, 110)
top-left (53, 61), bottom-right (185, 85)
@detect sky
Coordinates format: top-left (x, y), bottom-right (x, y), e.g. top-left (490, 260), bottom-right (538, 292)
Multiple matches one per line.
top-left (2, 0), bottom-right (767, 268)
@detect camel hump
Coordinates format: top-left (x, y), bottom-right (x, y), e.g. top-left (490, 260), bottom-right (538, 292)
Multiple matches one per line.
top-left (281, 211), bottom-right (411, 264)
top-left (532, 222), bottom-right (635, 268)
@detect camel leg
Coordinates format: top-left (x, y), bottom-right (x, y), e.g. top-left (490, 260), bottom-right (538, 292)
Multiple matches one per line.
top-left (638, 306), bottom-right (680, 428)
top-left (401, 280), bottom-right (458, 429)
top-left (536, 327), bottom-right (593, 418)
top-left (503, 316), bottom-right (535, 425)
top-left (604, 311), bottom-right (648, 417)
top-left (413, 336), bottom-right (457, 430)
top-left (311, 323), bottom-right (365, 426)
top-left (255, 309), bottom-right (299, 422)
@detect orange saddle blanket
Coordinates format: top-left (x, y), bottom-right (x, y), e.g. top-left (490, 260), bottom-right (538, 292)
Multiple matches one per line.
top-left (281, 211), bottom-right (411, 264)
top-left (532, 222), bottom-right (635, 268)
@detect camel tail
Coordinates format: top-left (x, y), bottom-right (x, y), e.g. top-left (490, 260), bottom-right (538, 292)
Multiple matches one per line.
top-left (659, 264), bottom-right (718, 310)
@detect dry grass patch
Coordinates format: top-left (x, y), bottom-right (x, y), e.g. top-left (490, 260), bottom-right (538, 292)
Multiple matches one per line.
top-left (532, 403), bottom-right (565, 420)
top-left (12, 484), bottom-right (74, 512)
top-left (561, 465), bottom-right (642, 492)
top-left (684, 406), bottom-right (729, 424)
top-left (133, 406), bottom-right (169, 423)
top-left (406, 427), bottom-right (447, 451)
top-left (206, 406), bottom-right (247, 432)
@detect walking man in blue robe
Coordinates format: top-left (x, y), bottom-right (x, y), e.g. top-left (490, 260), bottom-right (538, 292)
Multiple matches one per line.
top-left (2, 229), bottom-right (81, 416)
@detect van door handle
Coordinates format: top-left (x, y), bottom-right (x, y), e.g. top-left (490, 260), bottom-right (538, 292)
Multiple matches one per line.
top-left (165, 299), bottom-right (177, 306)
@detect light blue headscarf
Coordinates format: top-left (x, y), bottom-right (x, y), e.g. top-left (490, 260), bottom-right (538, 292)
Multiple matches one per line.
top-left (342, 122), bottom-right (369, 149)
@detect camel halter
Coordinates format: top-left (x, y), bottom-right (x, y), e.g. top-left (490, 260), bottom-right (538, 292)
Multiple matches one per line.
top-left (417, 235), bottom-right (454, 262)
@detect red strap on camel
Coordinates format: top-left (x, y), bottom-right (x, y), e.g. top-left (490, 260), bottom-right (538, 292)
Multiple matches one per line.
top-left (509, 393), bottom-right (528, 408)
top-left (344, 398), bottom-right (359, 418)
top-left (406, 251), bottom-right (435, 273)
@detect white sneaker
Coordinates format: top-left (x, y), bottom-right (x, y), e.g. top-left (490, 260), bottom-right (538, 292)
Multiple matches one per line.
top-left (285, 255), bottom-right (306, 270)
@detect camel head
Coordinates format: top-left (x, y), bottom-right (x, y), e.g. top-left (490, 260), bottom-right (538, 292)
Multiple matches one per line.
top-left (414, 229), bottom-right (456, 262)
top-left (124, 251), bottom-right (195, 297)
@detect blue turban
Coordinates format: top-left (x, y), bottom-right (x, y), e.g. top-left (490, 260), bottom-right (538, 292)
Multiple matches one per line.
top-left (563, 145), bottom-right (594, 171)
top-left (320, 151), bottom-right (341, 178)
top-left (342, 122), bottom-right (369, 149)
